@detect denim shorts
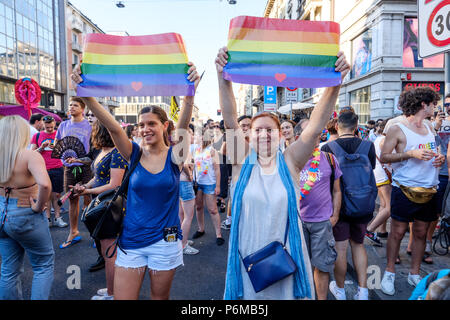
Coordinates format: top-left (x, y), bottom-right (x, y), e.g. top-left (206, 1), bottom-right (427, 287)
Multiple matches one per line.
top-left (115, 239), bottom-right (183, 271)
top-left (179, 181), bottom-right (195, 201)
top-left (198, 183), bottom-right (216, 195)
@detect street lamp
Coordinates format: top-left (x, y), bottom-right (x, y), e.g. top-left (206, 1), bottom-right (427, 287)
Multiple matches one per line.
top-left (228, 0), bottom-right (237, 4)
top-left (116, 1), bottom-right (125, 8)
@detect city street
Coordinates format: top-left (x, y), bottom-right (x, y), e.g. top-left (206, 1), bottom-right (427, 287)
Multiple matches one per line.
top-left (6, 201), bottom-right (449, 300)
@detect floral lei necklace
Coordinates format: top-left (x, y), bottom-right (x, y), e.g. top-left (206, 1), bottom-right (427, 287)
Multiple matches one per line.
top-left (299, 147), bottom-right (321, 200)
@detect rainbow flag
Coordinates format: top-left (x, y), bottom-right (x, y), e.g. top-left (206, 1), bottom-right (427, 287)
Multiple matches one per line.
top-left (223, 16), bottom-right (341, 88)
top-left (77, 33), bottom-right (195, 97)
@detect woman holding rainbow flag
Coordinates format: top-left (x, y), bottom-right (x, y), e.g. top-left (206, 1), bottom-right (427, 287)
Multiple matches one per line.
top-left (70, 61), bottom-right (200, 300)
top-left (215, 47), bottom-right (350, 300)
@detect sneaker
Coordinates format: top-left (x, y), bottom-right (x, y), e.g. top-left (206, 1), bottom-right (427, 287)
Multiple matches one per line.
top-left (380, 271), bottom-right (395, 295)
top-left (216, 237), bottom-right (225, 246)
top-left (53, 217), bottom-right (68, 228)
top-left (97, 288), bottom-right (108, 296)
top-left (187, 240), bottom-right (194, 246)
top-left (89, 256), bottom-right (105, 272)
top-left (221, 220), bottom-right (231, 230)
top-left (91, 294), bottom-right (113, 300)
top-left (353, 287), bottom-right (369, 300)
top-left (365, 231), bottom-right (382, 246)
top-left (329, 281), bottom-right (346, 300)
top-left (407, 273), bottom-right (422, 287)
top-left (192, 231), bottom-right (205, 239)
top-left (183, 244), bottom-right (199, 255)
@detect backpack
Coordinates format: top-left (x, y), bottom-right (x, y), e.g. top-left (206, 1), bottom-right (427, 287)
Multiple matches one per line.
top-left (327, 140), bottom-right (377, 218)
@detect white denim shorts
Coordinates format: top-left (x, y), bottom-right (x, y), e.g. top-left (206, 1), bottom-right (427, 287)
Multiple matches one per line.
top-left (115, 239), bottom-right (183, 271)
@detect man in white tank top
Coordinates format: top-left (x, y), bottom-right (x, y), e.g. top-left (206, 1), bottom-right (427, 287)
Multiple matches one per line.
top-left (379, 87), bottom-right (445, 296)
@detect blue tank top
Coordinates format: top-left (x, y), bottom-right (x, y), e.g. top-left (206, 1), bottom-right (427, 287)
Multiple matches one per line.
top-left (119, 142), bottom-right (182, 249)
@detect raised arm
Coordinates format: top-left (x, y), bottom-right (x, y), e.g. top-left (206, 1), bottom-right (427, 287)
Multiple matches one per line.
top-left (71, 66), bottom-right (133, 162)
top-left (173, 62), bottom-right (200, 166)
top-left (285, 51), bottom-right (350, 171)
top-left (215, 47), bottom-right (249, 164)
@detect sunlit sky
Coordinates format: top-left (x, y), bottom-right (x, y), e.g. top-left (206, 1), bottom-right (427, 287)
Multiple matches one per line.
top-left (70, 0), bottom-right (267, 119)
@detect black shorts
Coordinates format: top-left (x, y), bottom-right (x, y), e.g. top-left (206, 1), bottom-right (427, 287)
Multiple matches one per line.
top-left (64, 165), bottom-right (92, 198)
top-left (391, 186), bottom-right (439, 223)
top-left (48, 167), bottom-right (64, 194)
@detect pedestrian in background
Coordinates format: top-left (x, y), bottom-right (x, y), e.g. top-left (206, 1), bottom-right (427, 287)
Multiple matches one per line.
top-left (72, 121), bottom-right (128, 300)
top-left (30, 115), bottom-right (67, 228)
top-left (0, 115), bottom-right (54, 300)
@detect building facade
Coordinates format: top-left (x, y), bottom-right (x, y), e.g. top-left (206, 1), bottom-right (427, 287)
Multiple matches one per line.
top-left (114, 95), bottom-right (172, 124)
top-left (268, 0), bottom-right (446, 124)
top-left (66, 1), bottom-right (120, 114)
top-left (0, 0), bottom-right (68, 111)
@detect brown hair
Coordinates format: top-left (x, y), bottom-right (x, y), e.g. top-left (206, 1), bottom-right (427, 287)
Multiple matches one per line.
top-left (399, 87), bottom-right (441, 117)
top-left (91, 121), bottom-right (114, 149)
top-left (138, 105), bottom-right (170, 146)
top-left (326, 118), bottom-right (338, 135)
top-left (69, 97), bottom-right (86, 109)
top-left (281, 119), bottom-right (296, 128)
top-left (251, 112), bottom-right (281, 130)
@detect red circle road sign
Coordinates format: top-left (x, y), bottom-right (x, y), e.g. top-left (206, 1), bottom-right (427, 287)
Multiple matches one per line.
top-left (286, 87), bottom-right (297, 91)
top-left (427, 0), bottom-right (450, 47)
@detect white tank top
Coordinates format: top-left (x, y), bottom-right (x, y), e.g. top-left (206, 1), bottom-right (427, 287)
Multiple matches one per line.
top-left (193, 145), bottom-right (216, 185)
top-left (373, 136), bottom-right (390, 183)
top-left (392, 123), bottom-right (439, 188)
top-left (237, 158), bottom-right (314, 300)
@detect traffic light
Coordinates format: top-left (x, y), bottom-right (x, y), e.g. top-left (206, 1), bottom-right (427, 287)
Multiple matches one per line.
top-left (217, 109), bottom-right (222, 116)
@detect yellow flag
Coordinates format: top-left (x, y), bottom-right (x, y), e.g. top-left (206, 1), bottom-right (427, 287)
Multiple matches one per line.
top-left (170, 96), bottom-right (179, 122)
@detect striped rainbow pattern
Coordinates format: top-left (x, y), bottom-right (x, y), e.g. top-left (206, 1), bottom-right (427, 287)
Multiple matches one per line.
top-left (77, 33), bottom-right (195, 97)
top-left (223, 16), bottom-right (341, 88)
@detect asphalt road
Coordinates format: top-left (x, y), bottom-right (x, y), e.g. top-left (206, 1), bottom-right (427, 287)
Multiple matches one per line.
top-left (4, 202), bottom-right (230, 300)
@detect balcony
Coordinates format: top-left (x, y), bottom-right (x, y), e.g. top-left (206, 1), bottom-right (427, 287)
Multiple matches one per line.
top-left (72, 42), bottom-right (83, 53)
top-left (106, 99), bottom-right (120, 108)
top-left (71, 16), bottom-right (83, 33)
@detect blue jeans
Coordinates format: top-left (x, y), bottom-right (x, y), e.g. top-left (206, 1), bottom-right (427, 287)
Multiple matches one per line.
top-left (0, 196), bottom-right (54, 300)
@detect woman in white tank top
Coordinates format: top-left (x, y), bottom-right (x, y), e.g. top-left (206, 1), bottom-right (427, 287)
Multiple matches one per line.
top-left (192, 127), bottom-right (224, 245)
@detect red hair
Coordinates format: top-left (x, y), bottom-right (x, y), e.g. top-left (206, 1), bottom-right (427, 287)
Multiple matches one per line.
top-left (251, 112), bottom-right (281, 130)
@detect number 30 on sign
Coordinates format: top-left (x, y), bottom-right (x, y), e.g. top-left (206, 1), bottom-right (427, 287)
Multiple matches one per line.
top-left (418, 0), bottom-right (450, 58)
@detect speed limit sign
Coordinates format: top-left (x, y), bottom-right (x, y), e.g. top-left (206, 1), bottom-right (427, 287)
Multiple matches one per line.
top-left (418, 0), bottom-right (450, 58)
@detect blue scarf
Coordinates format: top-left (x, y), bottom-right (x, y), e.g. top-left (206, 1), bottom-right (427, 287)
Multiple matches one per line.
top-left (224, 149), bottom-right (312, 300)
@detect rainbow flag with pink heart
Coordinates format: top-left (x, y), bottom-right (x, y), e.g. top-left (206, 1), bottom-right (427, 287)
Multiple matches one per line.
top-left (77, 33), bottom-right (195, 97)
top-left (223, 16), bottom-right (341, 88)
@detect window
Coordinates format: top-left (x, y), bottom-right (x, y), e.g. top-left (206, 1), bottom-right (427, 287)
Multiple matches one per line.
top-left (351, 29), bottom-right (372, 78)
top-left (403, 18), bottom-right (444, 68)
top-left (72, 32), bottom-right (78, 44)
top-left (350, 86), bottom-right (371, 125)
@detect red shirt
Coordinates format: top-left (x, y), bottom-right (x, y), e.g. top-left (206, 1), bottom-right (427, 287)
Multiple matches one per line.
top-left (31, 131), bottom-right (63, 170)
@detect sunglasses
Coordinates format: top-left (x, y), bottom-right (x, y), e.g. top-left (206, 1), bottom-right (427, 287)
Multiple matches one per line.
top-left (42, 116), bottom-right (54, 122)
top-left (86, 113), bottom-right (95, 117)
top-left (444, 103), bottom-right (450, 108)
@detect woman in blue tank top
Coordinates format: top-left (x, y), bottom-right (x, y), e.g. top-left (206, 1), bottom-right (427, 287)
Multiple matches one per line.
top-left (71, 62), bottom-right (200, 300)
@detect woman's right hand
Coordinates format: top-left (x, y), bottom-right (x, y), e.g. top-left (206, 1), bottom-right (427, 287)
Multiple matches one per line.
top-left (215, 46), bottom-right (229, 73)
top-left (29, 197), bottom-right (45, 213)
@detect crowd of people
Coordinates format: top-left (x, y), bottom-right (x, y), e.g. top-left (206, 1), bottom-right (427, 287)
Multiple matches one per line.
top-left (0, 48), bottom-right (449, 301)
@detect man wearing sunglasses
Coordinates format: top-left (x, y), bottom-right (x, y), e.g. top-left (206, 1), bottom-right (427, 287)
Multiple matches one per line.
top-left (31, 115), bottom-right (68, 228)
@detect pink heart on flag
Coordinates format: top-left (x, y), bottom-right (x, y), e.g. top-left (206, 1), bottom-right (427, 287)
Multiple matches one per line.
top-left (131, 82), bottom-right (143, 91)
top-left (275, 73), bottom-right (286, 83)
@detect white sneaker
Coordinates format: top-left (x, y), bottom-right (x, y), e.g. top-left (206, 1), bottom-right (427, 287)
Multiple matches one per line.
top-left (329, 281), bottom-right (346, 300)
top-left (353, 286), bottom-right (369, 300)
top-left (380, 271), bottom-right (395, 295)
top-left (183, 244), bottom-right (199, 255)
top-left (91, 294), bottom-right (113, 300)
top-left (53, 217), bottom-right (68, 228)
top-left (96, 288), bottom-right (108, 296)
top-left (187, 240), bottom-right (194, 246)
top-left (407, 273), bottom-right (422, 287)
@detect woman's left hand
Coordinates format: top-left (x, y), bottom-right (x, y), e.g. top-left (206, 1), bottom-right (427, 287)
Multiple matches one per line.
top-left (215, 186), bottom-right (221, 196)
top-left (335, 51), bottom-right (350, 81)
top-left (187, 62), bottom-right (201, 92)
